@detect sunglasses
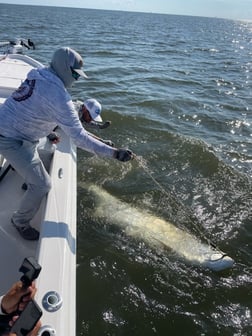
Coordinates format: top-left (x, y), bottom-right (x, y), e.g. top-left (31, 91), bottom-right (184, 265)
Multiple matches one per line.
top-left (70, 67), bottom-right (80, 80)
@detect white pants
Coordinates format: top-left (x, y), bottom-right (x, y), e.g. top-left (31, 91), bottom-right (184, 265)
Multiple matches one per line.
top-left (0, 136), bottom-right (51, 225)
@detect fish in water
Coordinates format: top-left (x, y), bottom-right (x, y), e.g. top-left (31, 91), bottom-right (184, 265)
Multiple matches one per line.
top-left (87, 184), bottom-right (234, 272)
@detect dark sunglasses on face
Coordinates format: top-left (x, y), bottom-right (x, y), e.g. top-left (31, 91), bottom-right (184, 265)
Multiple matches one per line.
top-left (70, 67), bottom-right (80, 80)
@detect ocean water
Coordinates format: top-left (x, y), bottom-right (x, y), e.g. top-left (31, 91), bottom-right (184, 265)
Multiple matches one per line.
top-left (0, 4), bottom-right (252, 335)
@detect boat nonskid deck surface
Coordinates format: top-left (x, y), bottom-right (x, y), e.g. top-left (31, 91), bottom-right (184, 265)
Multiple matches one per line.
top-left (0, 130), bottom-right (77, 335)
top-left (0, 140), bottom-right (51, 293)
top-left (0, 53), bottom-right (44, 292)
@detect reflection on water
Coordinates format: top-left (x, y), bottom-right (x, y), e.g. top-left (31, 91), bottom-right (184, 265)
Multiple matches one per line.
top-left (1, 3), bottom-right (251, 335)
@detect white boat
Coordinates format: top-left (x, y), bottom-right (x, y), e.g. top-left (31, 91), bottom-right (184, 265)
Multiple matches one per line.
top-left (0, 49), bottom-right (76, 334)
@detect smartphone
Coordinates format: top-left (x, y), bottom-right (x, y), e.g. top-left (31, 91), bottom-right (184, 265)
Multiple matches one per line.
top-left (19, 257), bottom-right (42, 287)
top-left (10, 299), bottom-right (42, 336)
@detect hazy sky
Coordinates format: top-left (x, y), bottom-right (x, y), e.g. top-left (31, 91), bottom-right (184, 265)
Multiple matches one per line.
top-left (1, 0), bottom-right (252, 20)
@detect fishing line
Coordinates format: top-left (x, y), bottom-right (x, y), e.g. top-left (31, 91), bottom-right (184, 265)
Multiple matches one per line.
top-left (134, 155), bottom-right (221, 251)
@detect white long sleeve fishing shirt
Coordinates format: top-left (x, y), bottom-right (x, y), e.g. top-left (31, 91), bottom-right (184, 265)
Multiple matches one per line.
top-left (0, 67), bottom-right (115, 158)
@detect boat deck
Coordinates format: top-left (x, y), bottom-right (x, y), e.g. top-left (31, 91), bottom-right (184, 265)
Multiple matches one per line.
top-left (0, 53), bottom-right (43, 103)
top-left (0, 53), bottom-right (44, 291)
top-left (0, 161), bottom-right (40, 292)
top-left (0, 130), bottom-right (77, 335)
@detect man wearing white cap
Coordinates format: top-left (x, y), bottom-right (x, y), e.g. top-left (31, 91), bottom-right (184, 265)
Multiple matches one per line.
top-left (0, 47), bottom-right (134, 240)
top-left (82, 98), bottom-right (103, 123)
top-left (79, 98), bottom-right (112, 128)
top-left (78, 98), bottom-right (114, 146)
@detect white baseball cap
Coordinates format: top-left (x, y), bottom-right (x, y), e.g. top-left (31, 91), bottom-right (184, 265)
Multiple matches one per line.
top-left (84, 98), bottom-right (102, 122)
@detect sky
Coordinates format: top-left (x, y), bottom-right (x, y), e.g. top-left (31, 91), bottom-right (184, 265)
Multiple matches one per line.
top-left (1, 0), bottom-right (252, 20)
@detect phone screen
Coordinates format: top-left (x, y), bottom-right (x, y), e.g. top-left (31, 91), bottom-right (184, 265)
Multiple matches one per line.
top-left (10, 299), bottom-right (42, 336)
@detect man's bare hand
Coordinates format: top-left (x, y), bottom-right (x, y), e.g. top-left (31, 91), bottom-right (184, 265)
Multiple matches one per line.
top-left (1, 281), bottom-right (36, 314)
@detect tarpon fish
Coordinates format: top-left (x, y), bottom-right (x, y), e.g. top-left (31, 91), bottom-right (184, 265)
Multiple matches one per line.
top-left (87, 184), bottom-right (234, 272)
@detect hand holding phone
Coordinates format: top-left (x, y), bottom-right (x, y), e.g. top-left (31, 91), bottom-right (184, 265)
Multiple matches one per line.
top-left (10, 300), bottom-right (42, 336)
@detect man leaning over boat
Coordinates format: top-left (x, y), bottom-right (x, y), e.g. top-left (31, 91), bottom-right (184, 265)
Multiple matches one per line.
top-left (0, 47), bottom-right (135, 241)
